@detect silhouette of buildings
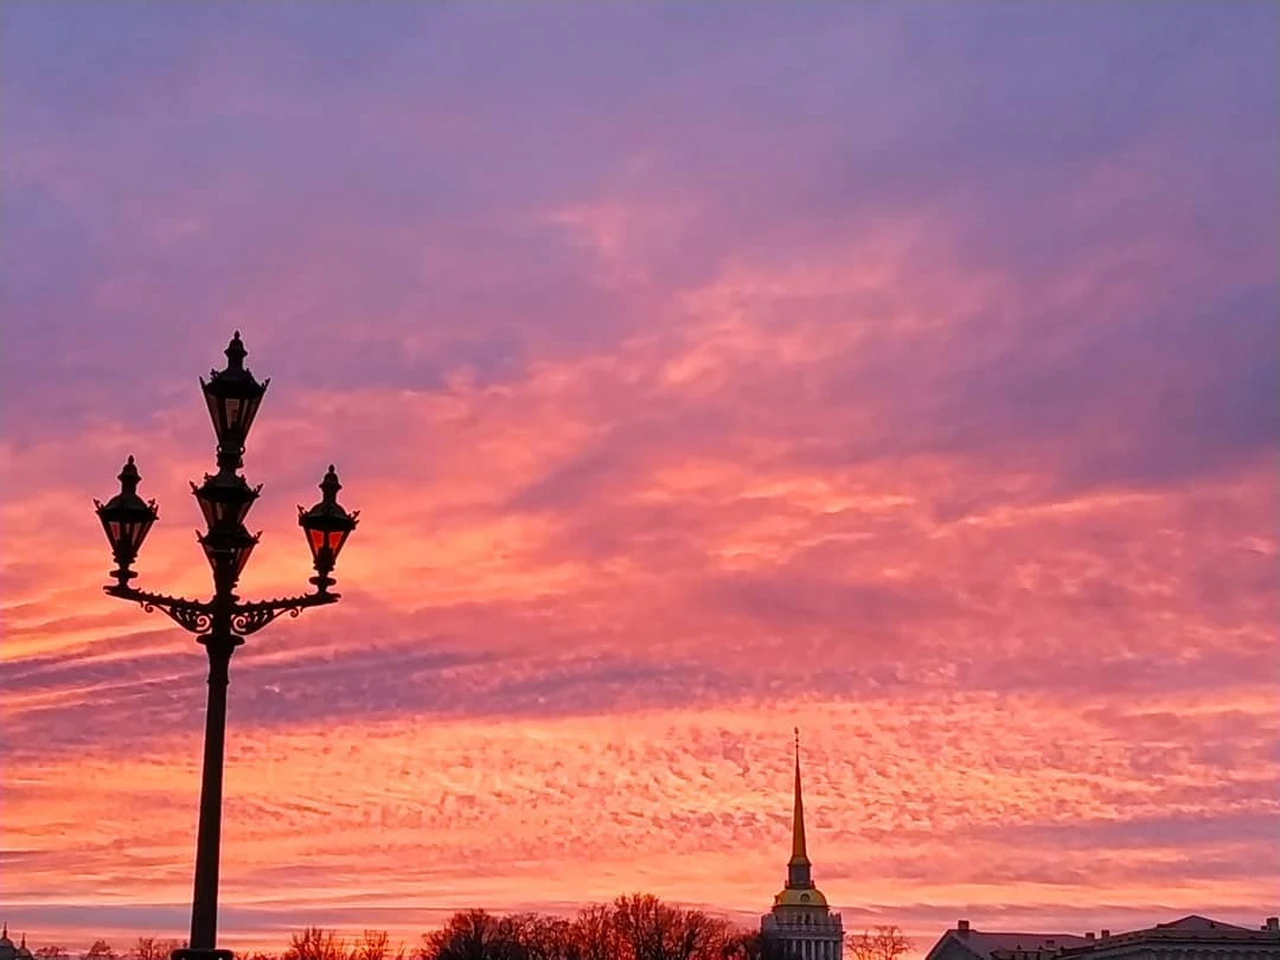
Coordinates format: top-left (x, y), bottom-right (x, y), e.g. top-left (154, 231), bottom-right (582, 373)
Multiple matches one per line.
top-left (760, 733), bottom-right (844, 959)
top-left (0, 925), bottom-right (33, 960)
top-left (926, 915), bottom-right (1280, 960)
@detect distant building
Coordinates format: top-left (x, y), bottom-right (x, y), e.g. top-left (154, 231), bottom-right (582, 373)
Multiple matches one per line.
top-left (760, 733), bottom-right (844, 960)
top-left (926, 914), bottom-right (1280, 960)
top-left (0, 925), bottom-right (33, 960)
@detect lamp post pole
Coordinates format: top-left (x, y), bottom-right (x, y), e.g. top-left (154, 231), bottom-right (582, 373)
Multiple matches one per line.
top-left (94, 333), bottom-right (359, 960)
top-left (189, 608), bottom-right (237, 954)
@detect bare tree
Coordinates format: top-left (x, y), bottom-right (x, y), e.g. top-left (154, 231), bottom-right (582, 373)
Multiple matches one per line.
top-left (719, 933), bottom-right (778, 960)
top-left (571, 904), bottom-right (620, 960)
top-left (416, 895), bottom-right (779, 960)
top-left (353, 931), bottom-right (406, 960)
top-left (418, 911), bottom-right (525, 960)
top-left (284, 928), bottom-right (349, 960)
top-left (666, 909), bottom-right (734, 960)
top-left (513, 916), bottom-right (580, 960)
top-left (607, 894), bottom-right (738, 960)
top-left (846, 927), bottom-right (912, 960)
top-left (612, 893), bottom-right (673, 960)
top-left (129, 938), bottom-right (182, 960)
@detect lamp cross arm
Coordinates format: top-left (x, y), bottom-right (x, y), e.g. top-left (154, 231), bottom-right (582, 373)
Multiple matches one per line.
top-left (104, 585), bottom-right (215, 635)
top-left (229, 591), bottom-right (338, 636)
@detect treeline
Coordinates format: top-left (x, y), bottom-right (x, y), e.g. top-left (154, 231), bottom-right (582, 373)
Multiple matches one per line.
top-left (25, 896), bottom-right (910, 960)
top-left (31, 939), bottom-right (181, 960)
top-left (270, 896), bottom-right (772, 960)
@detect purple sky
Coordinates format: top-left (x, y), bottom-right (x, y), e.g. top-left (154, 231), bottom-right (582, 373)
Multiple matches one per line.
top-left (2, 3), bottom-right (1277, 955)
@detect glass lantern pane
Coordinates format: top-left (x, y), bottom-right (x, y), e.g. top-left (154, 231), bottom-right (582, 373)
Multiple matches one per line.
top-left (108, 520), bottom-right (122, 544)
top-left (233, 542), bottom-right (255, 578)
top-left (198, 499), bottom-right (218, 528)
top-left (205, 393), bottom-right (223, 435)
top-left (309, 528), bottom-right (326, 556)
top-left (240, 396), bottom-right (262, 435)
top-left (129, 520), bottom-right (152, 550)
top-left (225, 398), bottom-right (243, 430)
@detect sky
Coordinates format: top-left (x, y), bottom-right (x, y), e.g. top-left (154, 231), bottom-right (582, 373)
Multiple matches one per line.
top-left (1, 2), bottom-right (1277, 955)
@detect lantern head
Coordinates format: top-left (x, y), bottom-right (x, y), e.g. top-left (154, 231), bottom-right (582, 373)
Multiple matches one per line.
top-left (298, 465), bottom-right (359, 592)
top-left (191, 471), bottom-right (262, 530)
top-left (200, 331), bottom-right (269, 454)
top-left (95, 456), bottom-right (159, 585)
top-left (197, 523), bottom-right (261, 589)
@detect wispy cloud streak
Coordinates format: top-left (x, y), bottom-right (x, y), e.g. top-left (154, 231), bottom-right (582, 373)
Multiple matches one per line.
top-left (1, 2), bottom-right (1276, 953)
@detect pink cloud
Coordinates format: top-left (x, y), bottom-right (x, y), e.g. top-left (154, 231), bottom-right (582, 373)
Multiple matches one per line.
top-left (2, 3), bottom-right (1276, 954)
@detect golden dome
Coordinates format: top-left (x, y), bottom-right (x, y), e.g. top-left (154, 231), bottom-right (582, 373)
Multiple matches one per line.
top-left (774, 885), bottom-right (829, 908)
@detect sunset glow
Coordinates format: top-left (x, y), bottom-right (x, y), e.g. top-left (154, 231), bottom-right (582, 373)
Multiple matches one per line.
top-left (1, 4), bottom-right (1277, 956)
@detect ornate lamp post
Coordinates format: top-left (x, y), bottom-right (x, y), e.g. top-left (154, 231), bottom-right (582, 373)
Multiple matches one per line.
top-left (95, 332), bottom-right (359, 960)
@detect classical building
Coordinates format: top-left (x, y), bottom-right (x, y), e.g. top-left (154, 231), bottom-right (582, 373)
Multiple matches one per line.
top-left (760, 735), bottom-right (844, 960)
top-left (0, 925), bottom-right (33, 960)
top-left (925, 915), bottom-right (1280, 960)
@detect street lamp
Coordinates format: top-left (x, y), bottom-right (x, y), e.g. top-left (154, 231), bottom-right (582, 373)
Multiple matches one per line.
top-left (298, 465), bottom-right (359, 594)
top-left (96, 332), bottom-right (359, 960)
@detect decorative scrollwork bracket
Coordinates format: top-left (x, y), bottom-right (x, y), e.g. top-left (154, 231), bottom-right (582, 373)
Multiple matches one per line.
top-left (105, 584), bottom-right (336, 639)
top-left (105, 585), bottom-right (214, 635)
top-left (229, 592), bottom-right (338, 637)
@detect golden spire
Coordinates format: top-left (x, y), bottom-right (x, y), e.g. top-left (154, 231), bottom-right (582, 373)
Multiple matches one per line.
top-left (790, 726), bottom-right (809, 865)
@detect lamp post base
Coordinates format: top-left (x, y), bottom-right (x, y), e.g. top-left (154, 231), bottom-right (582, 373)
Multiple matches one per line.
top-left (172, 949), bottom-right (235, 960)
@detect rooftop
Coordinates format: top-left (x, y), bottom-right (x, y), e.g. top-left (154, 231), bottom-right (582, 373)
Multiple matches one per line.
top-left (929, 915), bottom-right (1280, 960)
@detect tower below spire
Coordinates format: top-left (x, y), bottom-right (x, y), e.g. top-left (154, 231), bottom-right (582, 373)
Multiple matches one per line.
top-left (762, 728), bottom-right (843, 959)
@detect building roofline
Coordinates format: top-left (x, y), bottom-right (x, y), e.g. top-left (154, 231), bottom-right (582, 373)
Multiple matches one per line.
top-left (926, 916), bottom-right (1280, 960)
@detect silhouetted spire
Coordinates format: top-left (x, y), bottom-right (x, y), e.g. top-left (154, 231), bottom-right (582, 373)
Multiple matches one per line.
top-left (791, 727), bottom-right (809, 864)
top-left (786, 727), bottom-right (813, 889)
